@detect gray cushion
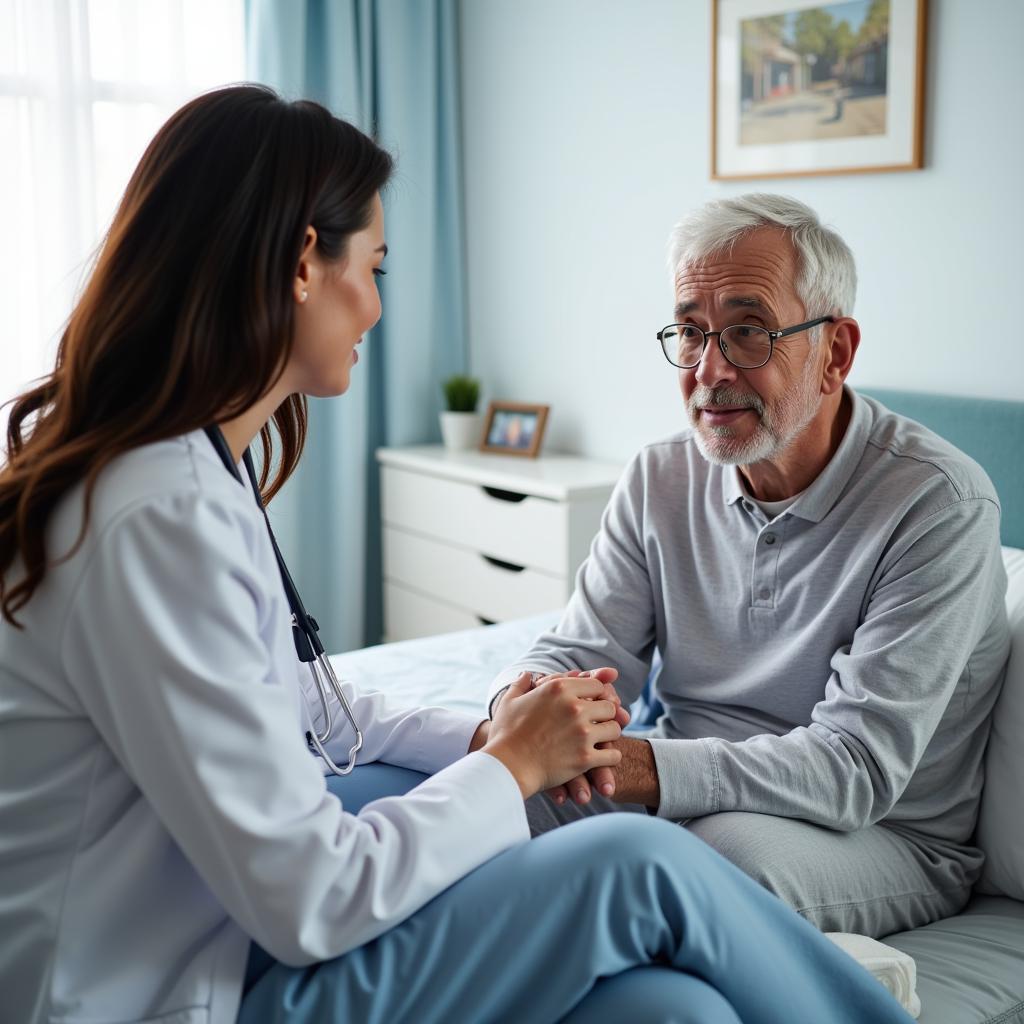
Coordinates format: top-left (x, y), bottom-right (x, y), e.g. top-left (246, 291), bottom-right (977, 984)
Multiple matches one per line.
top-left (883, 896), bottom-right (1024, 1023)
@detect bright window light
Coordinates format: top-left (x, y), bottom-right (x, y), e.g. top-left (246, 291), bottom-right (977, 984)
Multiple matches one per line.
top-left (0, 0), bottom-right (245, 437)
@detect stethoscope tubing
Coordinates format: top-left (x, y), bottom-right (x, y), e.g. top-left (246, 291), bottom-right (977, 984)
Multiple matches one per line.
top-left (203, 426), bottom-right (363, 775)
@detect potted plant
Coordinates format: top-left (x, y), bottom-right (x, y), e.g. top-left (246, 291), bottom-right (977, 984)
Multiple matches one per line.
top-left (440, 375), bottom-right (481, 451)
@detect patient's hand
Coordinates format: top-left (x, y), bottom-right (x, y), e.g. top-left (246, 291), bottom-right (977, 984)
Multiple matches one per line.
top-left (534, 668), bottom-right (630, 806)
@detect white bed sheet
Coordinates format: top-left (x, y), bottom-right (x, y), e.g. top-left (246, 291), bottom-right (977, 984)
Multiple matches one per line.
top-left (328, 612), bottom-right (561, 717)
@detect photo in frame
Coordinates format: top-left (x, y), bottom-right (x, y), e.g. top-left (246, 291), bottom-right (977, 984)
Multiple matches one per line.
top-left (479, 401), bottom-right (550, 458)
top-left (711, 0), bottom-right (927, 180)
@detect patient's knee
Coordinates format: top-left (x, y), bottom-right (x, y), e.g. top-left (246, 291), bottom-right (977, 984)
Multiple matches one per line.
top-left (685, 812), bottom-right (799, 900)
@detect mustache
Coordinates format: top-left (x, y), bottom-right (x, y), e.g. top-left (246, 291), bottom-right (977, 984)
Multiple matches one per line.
top-left (688, 385), bottom-right (765, 417)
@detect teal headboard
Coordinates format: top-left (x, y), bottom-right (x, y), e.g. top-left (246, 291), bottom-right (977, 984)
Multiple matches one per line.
top-left (860, 388), bottom-right (1024, 551)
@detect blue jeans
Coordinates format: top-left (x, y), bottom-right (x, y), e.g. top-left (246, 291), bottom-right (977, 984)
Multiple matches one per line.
top-left (238, 764), bottom-right (912, 1024)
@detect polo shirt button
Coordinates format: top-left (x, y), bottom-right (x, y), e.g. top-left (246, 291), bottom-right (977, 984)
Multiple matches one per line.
top-left (759, 588), bottom-right (771, 599)
top-left (764, 534), bottom-right (776, 545)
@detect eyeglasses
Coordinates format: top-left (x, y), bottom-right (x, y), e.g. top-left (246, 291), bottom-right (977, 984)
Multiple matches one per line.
top-left (656, 316), bottom-right (835, 370)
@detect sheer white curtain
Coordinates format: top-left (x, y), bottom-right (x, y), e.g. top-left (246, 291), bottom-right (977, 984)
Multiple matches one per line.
top-left (0, 0), bottom-right (245, 435)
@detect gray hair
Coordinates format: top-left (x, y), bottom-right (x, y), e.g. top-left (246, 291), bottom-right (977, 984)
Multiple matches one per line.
top-left (667, 194), bottom-right (857, 329)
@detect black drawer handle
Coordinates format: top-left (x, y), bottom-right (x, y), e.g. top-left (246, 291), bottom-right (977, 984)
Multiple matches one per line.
top-left (482, 485), bottom-right (527, 503)
top-left (476, 615), bottom-right (496, 626)
top-left (482, 554), bottom-right (525, 573)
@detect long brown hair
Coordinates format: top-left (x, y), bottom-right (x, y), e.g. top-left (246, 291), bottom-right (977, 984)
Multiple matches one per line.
top-left (0, 84), bottom-right (393, 626)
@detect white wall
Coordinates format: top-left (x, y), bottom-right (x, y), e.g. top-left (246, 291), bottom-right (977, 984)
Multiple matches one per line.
top-left (459, 0), bottom-right (1024, 461)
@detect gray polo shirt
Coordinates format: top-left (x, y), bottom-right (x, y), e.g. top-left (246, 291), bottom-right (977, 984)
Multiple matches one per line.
top-left (491, 388), bottom-right (1010, 846)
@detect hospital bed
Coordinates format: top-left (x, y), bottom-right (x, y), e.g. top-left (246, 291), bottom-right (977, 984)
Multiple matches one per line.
top-left (331, 389), bottom-right (1024, 1024)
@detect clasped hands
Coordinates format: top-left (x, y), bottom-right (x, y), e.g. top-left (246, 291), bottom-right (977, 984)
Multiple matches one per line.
top-left (530, 667), bottom-right (629, 806)
top-left (471, 667), bottom-right (633, 804)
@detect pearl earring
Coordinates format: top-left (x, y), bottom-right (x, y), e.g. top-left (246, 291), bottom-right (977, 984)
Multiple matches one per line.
top-left (300, 290), bottom-right (308, 302)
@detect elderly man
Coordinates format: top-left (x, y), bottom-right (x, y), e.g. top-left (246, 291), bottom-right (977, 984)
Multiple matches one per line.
top-left (487, 194), bottom-right (1010, 939)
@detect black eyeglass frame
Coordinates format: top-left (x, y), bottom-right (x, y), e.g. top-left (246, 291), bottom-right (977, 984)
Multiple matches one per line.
top-left (656, 315), bottom-right (836, 370)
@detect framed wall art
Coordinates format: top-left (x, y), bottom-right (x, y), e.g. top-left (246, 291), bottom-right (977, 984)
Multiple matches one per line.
top-left (711, 0), bottom-right (927, 179)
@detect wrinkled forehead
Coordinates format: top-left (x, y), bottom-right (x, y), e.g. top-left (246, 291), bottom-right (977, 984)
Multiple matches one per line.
top-left (672, 228), bottom-right (800, 310)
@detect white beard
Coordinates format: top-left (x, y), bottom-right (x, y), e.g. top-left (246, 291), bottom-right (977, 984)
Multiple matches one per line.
top-left (687, 356), bottom-right (821, 467)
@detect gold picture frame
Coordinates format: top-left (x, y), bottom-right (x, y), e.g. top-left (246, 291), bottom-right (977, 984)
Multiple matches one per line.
top-left (711, 0), bottom-right (927, 180)
top-left (479, 401), bottom-right (550, 458)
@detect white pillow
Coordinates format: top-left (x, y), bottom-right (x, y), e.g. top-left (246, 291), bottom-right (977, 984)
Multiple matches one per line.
top-left (975, 547), bottom-right (1024, 900)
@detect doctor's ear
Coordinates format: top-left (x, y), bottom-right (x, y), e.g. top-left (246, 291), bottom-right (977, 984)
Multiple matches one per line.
top-left (293, 226), bottom-right (319, 305)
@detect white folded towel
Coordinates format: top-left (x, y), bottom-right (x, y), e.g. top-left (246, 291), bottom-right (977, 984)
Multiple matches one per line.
top-left (825, 932), bottom-right (921, 1018)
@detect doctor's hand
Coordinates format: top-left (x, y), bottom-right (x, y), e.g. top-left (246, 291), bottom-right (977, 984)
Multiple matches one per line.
top-left (537, 668), bottom-right (630, 807)
top-left (483, 671), bottom-right (622, 800)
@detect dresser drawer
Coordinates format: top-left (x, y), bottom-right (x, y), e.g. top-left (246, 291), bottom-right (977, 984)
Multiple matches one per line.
top-left (381, 466), bottom-right (569, 575)
top-left (383, 527), bottom-right (567, 624)
top-left (383, 582), bottom-right (483, 642)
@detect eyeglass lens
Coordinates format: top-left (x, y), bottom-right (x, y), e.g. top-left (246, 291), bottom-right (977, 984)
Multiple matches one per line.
top-left (661, 325), bottom-right (772, 369)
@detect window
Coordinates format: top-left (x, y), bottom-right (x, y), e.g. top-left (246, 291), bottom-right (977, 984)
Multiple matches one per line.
top-left (0, 0), bottom-right (245, 432)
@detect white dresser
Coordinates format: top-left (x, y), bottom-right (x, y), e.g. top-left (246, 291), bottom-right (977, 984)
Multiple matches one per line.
top-left (377, 445), bottom-right (623, 642)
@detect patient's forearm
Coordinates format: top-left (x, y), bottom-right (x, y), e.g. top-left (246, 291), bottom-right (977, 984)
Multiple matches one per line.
top-left (608, 737), bottom-right (660, 809)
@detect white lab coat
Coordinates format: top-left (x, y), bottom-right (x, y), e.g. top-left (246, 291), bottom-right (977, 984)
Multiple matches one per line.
top-left (0, 429), bottom-right (529, 1024)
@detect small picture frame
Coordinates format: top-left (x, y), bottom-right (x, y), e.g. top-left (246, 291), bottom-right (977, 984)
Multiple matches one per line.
top-left (479, 401), bottom-right (550, 458)
top-left (711, 0), bottom-right (927, 180)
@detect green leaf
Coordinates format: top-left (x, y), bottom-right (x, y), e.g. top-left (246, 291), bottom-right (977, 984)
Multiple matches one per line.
top-left (441, 374), bottom-right (480, 412)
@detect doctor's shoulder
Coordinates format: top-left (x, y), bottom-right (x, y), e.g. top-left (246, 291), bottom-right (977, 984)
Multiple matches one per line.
top-left (47, 431), bottom-right (251, 534)
top-left (0, 430), bottom-right (273, 679)
top-left (38, 431), bottom-right (269, 597)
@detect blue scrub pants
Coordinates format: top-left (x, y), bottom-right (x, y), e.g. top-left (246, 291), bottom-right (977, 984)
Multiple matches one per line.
top-left (238, 764), bottom-right (913, 1024)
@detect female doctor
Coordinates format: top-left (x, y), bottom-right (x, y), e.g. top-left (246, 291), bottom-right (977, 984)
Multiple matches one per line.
top-left (0, 85), bottom-right (913, 1024)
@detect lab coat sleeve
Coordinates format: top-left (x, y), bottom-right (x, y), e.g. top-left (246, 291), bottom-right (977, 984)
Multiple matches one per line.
top-left (60, 492), bottom-right (529, 966)
top-left (303, 674), bottom-right (485, 777)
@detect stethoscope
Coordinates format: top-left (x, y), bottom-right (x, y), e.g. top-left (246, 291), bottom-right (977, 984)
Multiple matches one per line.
top-left (204, 425), bottom-right (363, 776)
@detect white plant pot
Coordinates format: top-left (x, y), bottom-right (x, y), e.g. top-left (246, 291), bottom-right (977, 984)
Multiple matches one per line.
top-left (440, 411), bottom-right (482, 451)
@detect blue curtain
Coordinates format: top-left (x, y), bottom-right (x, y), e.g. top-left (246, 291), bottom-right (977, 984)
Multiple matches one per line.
top-left (244, 0), bottom-right (468, 653)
